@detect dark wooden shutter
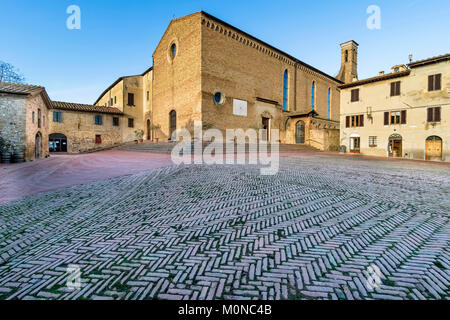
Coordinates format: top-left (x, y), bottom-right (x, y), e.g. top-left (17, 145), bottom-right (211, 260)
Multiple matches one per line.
top-left (434, 107), bottom-right (441, 122)
top-left (435, 74), bottom-right (442, 91)
top-left (384, 112), bottom-right (389, 125)
top-left (428, 75), bottom-right (434, 91)
top-left (355, 89), bottom-right (359, 101)
top-left (346, 116), bottom-right (350, 128)
top-left (396, 82), bottom-right (401, 96)
top-left (390, 82), bottom-right (395, 96)
top-left (427, 108), bottom-right (433, 122)
top-left (359, 115), bottom-right (364, 127)
top-left (401, 110), bottom-right (407, 124)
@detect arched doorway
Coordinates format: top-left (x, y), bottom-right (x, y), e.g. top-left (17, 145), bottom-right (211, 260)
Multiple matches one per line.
top-left (296, 120), bottom-right (305, 144)
top-left (49, 133), bottom-right (67, 152)
top-left (169, 110), bottom-right (177, 141)
top-left (35, 132), bottom-right (42, 159)
top-left (146, 119), bottom-right (151, 140)
top-left (388, 134), bottom-right (402, 158)
top-left (426, 136), bottom-right (442, 161)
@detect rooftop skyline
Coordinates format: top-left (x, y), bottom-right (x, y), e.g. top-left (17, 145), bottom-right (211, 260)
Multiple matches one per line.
top-left (1, 0), bottom-right (449, 104)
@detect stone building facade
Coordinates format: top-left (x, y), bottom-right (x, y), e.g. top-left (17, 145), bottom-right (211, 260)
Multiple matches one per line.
top-left (49, 101), bottom-right (124, 153)
top-left (340, 53), bottom-right (450, 161)
top-left (0, 83), bottom-right (51, 161)
top-left (94, 67), bottom-right (153, 142)
top-left (151, 12), bottom-right (342, 149)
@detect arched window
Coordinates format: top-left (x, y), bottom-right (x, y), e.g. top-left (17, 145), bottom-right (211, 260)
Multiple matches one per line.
top-left (311, 81), bottom-right (315, 110)
top-left (345, 50), bottom-right (349, 62)
top-left (283, 70), bottom-right (288, 111)
top-left (327, 88), bottom-right (331, 119)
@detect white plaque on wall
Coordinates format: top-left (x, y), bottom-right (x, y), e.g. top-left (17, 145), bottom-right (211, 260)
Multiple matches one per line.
top-left (233, 99), bottom-right (247, 117)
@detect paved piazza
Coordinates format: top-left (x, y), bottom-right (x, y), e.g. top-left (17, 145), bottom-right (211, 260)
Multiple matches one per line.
top-left (0, 153), bottom-right (449, 300)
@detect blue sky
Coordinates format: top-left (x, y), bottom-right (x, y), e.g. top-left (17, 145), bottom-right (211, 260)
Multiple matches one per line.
top-left (1, 0), bottom-right (449, 104)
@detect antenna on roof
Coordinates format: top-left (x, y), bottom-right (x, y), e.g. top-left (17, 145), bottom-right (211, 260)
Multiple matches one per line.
top-left (409, 54), bottom-right (413, 63)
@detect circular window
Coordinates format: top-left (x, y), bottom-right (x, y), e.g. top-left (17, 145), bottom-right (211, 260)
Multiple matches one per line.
top-left (213, 91), bottom-right (225, 105)
top-left (170, 43), bottom-right (177, 59)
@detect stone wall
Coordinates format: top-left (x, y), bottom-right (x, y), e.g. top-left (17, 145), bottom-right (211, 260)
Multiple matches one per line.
top-left (0, 94), bottom-right (27, 155)
top-left (25, 93), bottom-right (49, 160)
top-left (200, 12), bottom-right (341, 144)
top-left (49, 110), bottom-right (122, 153)
top-left (152, 13), bottom-right (203, 141)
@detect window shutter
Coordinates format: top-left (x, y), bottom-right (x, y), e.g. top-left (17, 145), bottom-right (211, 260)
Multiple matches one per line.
top-left (360, 115), bottom-right (364, 127)
top-left (427, 108), bottom-right (433, 122)
top-left (435, 74), bottom-right (441, 91)
top-left (390, 83), bottom-right (395, 96)
top-left (351, 90), bottom-right (355, 102)
top-left (401, 110), bottom-right (407, 124)
top-left (355, 89), bottom-right (359, 101)
top-left (434, 107), bottom-right (441, 122)
top-left (396, 82), bottom-right (401, 96)
top-left (384, 112), bottom-right (389, 125)
top-left (346, 116), bottom-right (350, 128)
top-left (428, 75), bottom-right (434, 91)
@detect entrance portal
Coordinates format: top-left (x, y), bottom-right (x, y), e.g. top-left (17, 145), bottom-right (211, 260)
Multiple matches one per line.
top-left (426, 136), bottom-right (442, 161)
top-left (262, 117), bottom-right (270, 141)
top-left (147, 119), bottom-right (151, 140)
top-left (388, 134), bottom-right (402, 158)
top-left (169, 110), bottom-right (177, 141)
top-left (49, 133), bottom-right (67, 152)
top-left (295, 120), bottom-right (305, 144)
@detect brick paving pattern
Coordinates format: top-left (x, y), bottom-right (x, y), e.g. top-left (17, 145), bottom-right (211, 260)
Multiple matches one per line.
top-left (0, 155), bottom-right (449, 300)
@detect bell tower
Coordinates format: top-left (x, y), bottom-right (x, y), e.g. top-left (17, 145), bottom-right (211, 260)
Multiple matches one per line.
top-left (337, 40), bottom-right (359, 83)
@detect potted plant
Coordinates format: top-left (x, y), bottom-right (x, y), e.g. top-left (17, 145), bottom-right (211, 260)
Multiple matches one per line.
top-left (134, 129), bottom-right (144, 143)
top-left (149, 124), bottom-right (161, 143)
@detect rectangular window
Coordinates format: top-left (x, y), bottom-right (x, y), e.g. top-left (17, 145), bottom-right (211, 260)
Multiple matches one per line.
top-left (110, 98), bottom-right (113, 106)
top-left (390, 111), bottom-right (401, 125)
top-left (347, 115), bottom-right (364, 128)
top-left (369, 136), bottom-right (377, 147)
top-left (427, 107), bottom-right (441, 122)
top-left (384, 112), bottom-right (389, 125)
top-left (53, 111), bottom-right (63, 123)
top-left (114, 96), bottom-right (117, 104)
top-left (351, 89), bottom-right (359, 102)
top-left (95, 135), bottom-right (102, 144)
top-left (32, 111), bottom-right (35, 123)
top-left (128, 93), bottom-right (135, 106)
top-left (147, 91), bottom-right (150, 101)
top-left (38, 109), bottom-right (41, 128)
top-left (128, 118), bottom-right (134, 128)
top-left (113, 117), bottom-right (119, 126)
top-left (390, 81), bottom-right (401, 96)
top-left (428, 74), bottom-right (442, 91)
top-left (95, 115), bottom-right (103, 125)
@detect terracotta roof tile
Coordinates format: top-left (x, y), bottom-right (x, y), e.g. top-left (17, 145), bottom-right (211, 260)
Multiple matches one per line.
top-left (0, 82), bottom-right (44, 95)
top-left (51, 101), bottom-right (123, 115)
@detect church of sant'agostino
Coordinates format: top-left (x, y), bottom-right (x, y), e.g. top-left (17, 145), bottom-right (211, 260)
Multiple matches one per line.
top-left (95, 11), bottom-right (343, 150)
top-left (4, 11), bottom-right (446, 162)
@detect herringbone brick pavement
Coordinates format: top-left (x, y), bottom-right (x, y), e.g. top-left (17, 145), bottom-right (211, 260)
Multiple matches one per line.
top-left (0, 156), bottom-right (448, 300)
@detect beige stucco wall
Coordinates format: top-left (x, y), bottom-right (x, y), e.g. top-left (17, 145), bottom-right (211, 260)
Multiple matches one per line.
top-left (340, 60), bottom-right (450, 161)
top-left (49, 109), bottom-right (122, 153)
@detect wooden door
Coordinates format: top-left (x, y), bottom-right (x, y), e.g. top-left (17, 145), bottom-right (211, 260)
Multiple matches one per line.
top-left (262, 117), bottom-right (270, 141)
top-left (426, 136), bottom-right (442, 161)
top-left (296, 121), bottom-right (305, 144)
top-left (169, 111), bottom-right (177, 141)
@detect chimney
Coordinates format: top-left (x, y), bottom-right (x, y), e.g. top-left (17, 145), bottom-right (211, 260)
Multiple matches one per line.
top-left (337, 40), bottom-right (359, 84)
top-left (379, 71), bottom-right (385, 76)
